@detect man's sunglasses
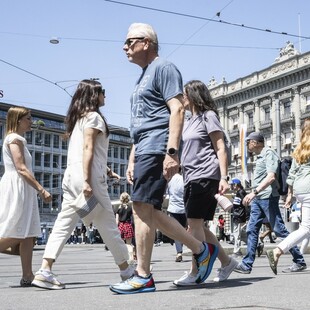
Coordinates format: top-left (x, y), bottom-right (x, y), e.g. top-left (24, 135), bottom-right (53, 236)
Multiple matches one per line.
top-left (102, 89), bottom-right (105, 97)
top-left (124, 37), bottom-right (145, 48)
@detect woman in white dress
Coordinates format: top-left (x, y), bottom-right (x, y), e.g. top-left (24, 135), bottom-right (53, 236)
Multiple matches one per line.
top-left (0, 107), bottom-right (52, 286)
top-left (32, 79), bottom-right (134, 290)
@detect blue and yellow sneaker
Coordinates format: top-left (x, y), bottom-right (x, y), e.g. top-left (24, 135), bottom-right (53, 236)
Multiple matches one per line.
top-left (194, 242), bottom-right (218, 284)
top-left (109, 273), bottom-right (156, 294)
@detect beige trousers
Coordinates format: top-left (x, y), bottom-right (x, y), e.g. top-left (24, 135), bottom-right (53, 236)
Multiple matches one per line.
top-left (43, 166), bottom-right (129, 265)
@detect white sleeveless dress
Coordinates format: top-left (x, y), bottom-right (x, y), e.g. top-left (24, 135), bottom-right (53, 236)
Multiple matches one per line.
top-left (0, 133), bottom-right (41, 238)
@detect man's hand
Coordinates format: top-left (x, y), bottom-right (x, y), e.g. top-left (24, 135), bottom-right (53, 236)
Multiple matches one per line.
top-left (243, 192), bottom-right (256, 207)
top-left (163, 155), bottom-right (179, 181)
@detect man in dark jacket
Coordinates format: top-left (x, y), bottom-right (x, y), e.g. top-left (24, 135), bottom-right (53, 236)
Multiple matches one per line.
top-left (231, 178), bottom-right (247, 258)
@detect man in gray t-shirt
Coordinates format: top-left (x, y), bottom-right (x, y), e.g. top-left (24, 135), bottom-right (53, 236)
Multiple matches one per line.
top-left (130, 57), bottom-right (183, 155)
top-left (109, 23), bottom-right (218, 295)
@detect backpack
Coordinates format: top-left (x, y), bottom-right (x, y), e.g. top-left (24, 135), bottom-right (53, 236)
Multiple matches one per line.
top-left (276, 157), bottom-right (292, 195)
top-left (266, 149), bottom-right (292, 195)
top-left (203, 112), bottom-right (232, 165)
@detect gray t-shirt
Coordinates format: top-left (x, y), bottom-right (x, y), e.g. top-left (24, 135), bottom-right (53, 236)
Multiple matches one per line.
top-left (130, 57), bottom-right (183, 155)
top-left (181, 110), bottom-right (223, 185)
top-left (254, 147), bottom-right (279, 198)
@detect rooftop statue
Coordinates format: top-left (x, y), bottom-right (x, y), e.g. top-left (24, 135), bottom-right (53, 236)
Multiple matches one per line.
top-left (275, 41), bottom-right (300, 63)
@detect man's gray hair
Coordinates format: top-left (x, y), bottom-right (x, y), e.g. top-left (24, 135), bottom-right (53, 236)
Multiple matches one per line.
top-left (128, 23), bottom-right (159, 52)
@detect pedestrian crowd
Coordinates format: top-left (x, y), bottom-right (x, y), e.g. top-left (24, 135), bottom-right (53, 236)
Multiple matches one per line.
top-left (0, 22), bottom-right (309, 296)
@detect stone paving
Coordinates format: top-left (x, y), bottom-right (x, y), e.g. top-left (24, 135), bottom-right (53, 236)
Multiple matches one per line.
top-left (0, 241), bottom-right (309, 310)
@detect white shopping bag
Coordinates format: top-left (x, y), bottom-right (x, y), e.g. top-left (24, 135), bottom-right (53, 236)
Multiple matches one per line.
top-left (69, 193), bottom-right (99, 225)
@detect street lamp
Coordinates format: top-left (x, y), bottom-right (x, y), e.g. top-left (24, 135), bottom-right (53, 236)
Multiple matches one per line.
top-left (49, 37), bottom-right (60, 44)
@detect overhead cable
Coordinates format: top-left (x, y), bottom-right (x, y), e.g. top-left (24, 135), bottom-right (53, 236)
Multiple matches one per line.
top-left (103, 0), bottom-right (310, 40)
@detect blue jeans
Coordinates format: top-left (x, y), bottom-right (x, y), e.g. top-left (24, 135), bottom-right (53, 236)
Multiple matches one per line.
top-left (242, 196), bottom-right (305, 271)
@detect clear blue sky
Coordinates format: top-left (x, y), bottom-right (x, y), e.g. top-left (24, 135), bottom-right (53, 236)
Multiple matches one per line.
top-left (1, 0), bottom-right (310, 128)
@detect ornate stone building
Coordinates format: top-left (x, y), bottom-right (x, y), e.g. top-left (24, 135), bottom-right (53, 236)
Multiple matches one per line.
top-left (209, 42), bottom-right (310, 184)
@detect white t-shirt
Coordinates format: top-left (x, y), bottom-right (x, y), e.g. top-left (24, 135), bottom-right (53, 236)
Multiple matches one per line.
top-left (166, 173), bottom-right (185, 214)
top-left (67, 112), bottom-right (108, 176)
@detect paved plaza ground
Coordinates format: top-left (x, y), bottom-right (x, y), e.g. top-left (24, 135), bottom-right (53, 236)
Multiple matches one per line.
top-left (0, 241), bottom-right (309, 310)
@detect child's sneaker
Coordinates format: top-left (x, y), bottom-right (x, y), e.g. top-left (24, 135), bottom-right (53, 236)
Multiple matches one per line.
top-left (109, 273), bottom-right (155, 294)
top-left (32, 269), bottom-right (65, 290)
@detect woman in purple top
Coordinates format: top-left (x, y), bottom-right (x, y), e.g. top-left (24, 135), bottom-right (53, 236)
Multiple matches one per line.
top-left (174, 80), bottom-right (237, 286)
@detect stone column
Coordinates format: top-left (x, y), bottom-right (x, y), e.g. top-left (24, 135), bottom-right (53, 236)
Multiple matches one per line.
top-left (223, 101), bottom-right (229, 130)
top-left (239, 106), bottom-right (244, 125)
top-left (271, 93), bottom-right (281, 154)
top-left (219, 110), bottom-right (225, 128)
top-left (292, 87), bottom-right (301, 145)
top-left (254, 100), bottom-right (260, 131)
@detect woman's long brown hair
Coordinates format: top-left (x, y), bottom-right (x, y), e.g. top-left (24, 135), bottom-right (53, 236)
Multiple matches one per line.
top-left (65, 79), bottom-right (109, 137)
top-left (292, 118), bottom-right (310, 164)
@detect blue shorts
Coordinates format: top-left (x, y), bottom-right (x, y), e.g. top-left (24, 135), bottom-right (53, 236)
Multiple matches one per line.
top-left (132, 155), bottom-right (167, 210)
top-left (184, 178), bottom-right (219, 220)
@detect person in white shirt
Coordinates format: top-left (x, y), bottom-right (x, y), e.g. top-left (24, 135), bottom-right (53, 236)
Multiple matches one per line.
top-left (166, 170), bottom-right (187, 262)
top-left (32, 80), bottom-right (134, 290)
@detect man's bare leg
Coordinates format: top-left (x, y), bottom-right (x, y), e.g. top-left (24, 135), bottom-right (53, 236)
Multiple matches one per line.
top-left (133, 202), bottom-right (155, 276)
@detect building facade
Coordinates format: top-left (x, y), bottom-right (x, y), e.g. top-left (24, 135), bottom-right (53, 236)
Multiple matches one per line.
top-left (0, 102), bottom-right (132, 226)
top-left (209, 42), bottom-right (310, 185)
top-left (208, 42), bottom-right (310, 235)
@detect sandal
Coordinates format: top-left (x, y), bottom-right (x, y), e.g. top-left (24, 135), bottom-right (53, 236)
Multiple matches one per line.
top-left (20, 278), bottom-right (33, 287)
top-left (266, 250), bottom-right (277, 275)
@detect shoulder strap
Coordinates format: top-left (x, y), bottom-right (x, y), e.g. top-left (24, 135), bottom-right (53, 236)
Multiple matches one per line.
top-left (266, 148), bottom-right (280, 160)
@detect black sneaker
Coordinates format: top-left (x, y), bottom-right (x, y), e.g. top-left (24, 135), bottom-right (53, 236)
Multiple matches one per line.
top-left (257, 243), bottom-right (264, 257)
top-left (282, 263), bottom-right (307, 273)
top-left (20, 278), bottom-right (32, 287)
top-left (175, 253), bottom-right (182, 262)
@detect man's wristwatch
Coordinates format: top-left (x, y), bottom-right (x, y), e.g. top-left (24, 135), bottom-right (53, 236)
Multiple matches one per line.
top-left (221, 175), bottom-right (229, 181)
top-left (167, 148), bottom-right (178, 156)
top-left (253, 189), bottom-right (259, 195)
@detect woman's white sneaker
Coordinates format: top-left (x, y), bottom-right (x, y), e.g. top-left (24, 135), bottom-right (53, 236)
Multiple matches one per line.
top-left (213, 257), bottom-right (238, 282)
top-left (32, 269), bottom-right (65, 290)
top-left (173, 272), bottom-right (200, 286)
top-left (120, 263), bottom-right (136, 281)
